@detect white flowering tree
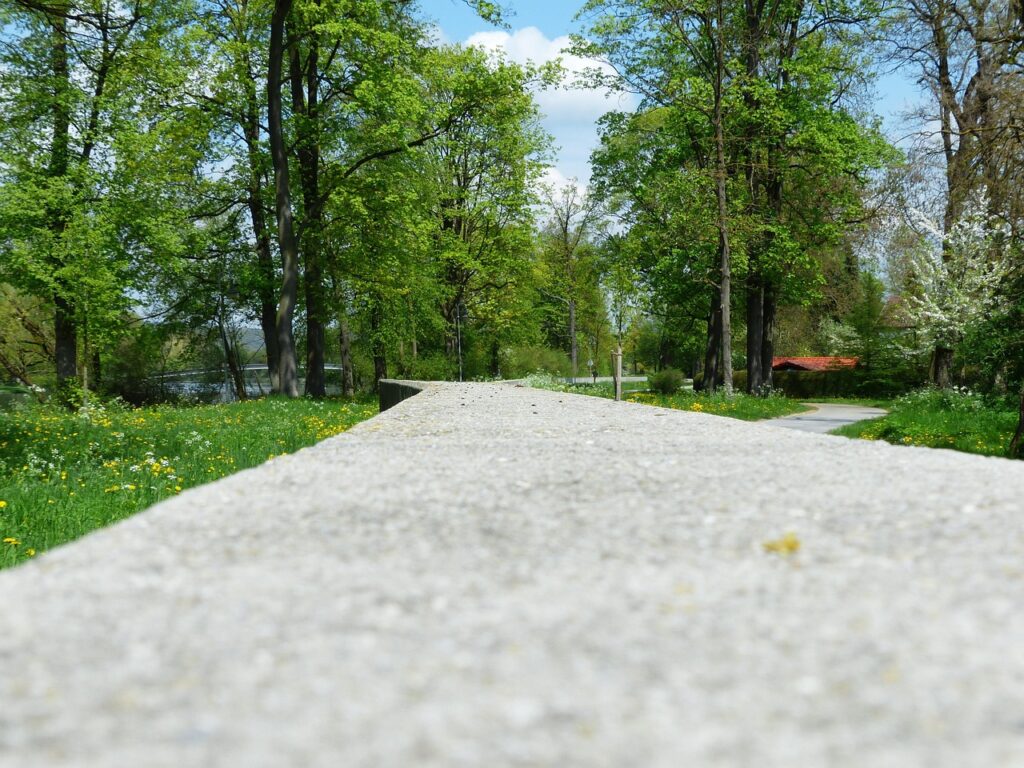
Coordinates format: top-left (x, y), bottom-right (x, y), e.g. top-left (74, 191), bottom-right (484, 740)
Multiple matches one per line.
top-left (905, 191), bottom-right (1009, 388)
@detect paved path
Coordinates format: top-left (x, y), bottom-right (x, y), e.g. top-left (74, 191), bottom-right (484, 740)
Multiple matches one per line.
top-left (764, 402), bottom-right (888, 433)
top-left (2, 382), bottom-right (1023, 767)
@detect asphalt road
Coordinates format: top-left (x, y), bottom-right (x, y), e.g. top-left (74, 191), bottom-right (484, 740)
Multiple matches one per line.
top-left (763, 402), bottom-right (888, 433)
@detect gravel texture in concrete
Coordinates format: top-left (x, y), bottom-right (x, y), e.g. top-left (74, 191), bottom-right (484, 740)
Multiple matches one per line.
top-left (2, 382), bottom-right (1023, 768)
top-left (763, 402), bottom-right (888, 433)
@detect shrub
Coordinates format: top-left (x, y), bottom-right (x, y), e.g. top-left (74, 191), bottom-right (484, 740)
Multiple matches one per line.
top-left (405, 353), bottom-right (454, 381)
top-left (894, 385), bottom-right (986, 414)
top-left (692, 370), bottom-right (747, 392)
top-left (695, 364), bottom-right (922, 398)
top-left (521, 371), bottom-right (572, 391)
top-left (501, 346), bottom-right (572, 378)
top-left (649, 368), bottom-right (684, 394)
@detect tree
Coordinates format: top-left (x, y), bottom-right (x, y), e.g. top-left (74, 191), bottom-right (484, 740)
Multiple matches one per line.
top-left (538, 183), bottom-right (604, 378)
top-left (903, 192), bottom-right (1009, 384)
top-left (422, 47), bottom-right (550, 370)
top-left (0, 0), bottom-right (206, 403)
top-left (578, 0), bottom-right (892, 395)
top-left (190, 0), bottom-right (280, 391)
top-left (887, 0), bottom-right (1022, 385)
top-left (267, 0), bottom-right (301, 396)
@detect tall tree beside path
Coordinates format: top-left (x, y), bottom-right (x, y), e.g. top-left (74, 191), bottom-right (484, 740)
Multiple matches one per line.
top-left (190, 0), bottom-right (280, 392)
top-left (264, 0), bottom-right (513, 397)
top-left (538, 183), bottom-right (604, 379)
top-left (424, 47), bottom-right (551, 372)
top-left (888, 0), bottom-right (1023, 386)
top-left (267, 0), bottom-right (300, 397)
top-left (579, 0), bottom-right (893, 394)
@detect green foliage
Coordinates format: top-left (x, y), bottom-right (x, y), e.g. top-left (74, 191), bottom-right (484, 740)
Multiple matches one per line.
top-left (620, 390), bottom-right (805, 421)
top-left (0, 396), bottom-right (378, 568)
top-left (521, 371), bottom-right (574, 391)
top-left (501, 346), bottom-right (573, 378)
top-left (100, 322), bottom-right (200, 406)
top-left (769, 370), bottom-right (859, 398)
top-left (0, 0), bottom-right (208, 384)
top-left (695, 370), bottom-right (753, 392)
top-left (404, 353), bottom-right (456, 382)
top-left (0, 285), bottom-right (53, 388)
top-left (648, 368), bottom-right (684, 394)
top-left (696, 365), bottom-right (919, 398)
top-left (835, 387), bottom-right (1018, 459)
top-left (525, 374), bottom-right (804, 420)
top-left (581, 0), bottom-right (899, 391)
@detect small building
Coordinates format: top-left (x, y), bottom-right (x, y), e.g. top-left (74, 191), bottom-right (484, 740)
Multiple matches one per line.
top-left (771, 356), bottom-right (859, 372)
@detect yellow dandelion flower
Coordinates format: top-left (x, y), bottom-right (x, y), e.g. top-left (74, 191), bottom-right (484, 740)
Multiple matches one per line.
top-left (763, 532), bottom-right (801, 556)
top-left (26, 549), bottom-right (35, 557)
top-left (0, 501), bottom-right (7, 509)
top-left (3, 537), bottom-right (20, 546)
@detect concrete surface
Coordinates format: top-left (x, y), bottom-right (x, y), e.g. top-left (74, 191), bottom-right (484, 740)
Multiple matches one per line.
top-left (1, 382), bottom-right (1023, 768)
top-left (764, 402), bottom-right (888, 433)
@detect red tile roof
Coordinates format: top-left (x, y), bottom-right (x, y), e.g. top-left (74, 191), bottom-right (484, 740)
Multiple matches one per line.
top-left (771, 356), bottom-right (858, 372)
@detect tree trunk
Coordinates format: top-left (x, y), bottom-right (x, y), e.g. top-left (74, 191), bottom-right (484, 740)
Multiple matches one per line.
top-left (304, 257), bottom-right (326, 398)
top-left (741, 0), bottom-right (764, 398)
top-left (339, 317), bottom-right (354, 397)
top-left (746, 273), bottom-right (763, 393)
top-left (289, 31), bottom-right (326, 398)
top-left (238, 35), bottom-right (279, 391)
top-left (409, 297), bottom-right (418, 360)
top-left (374, 354), bottom-right (388, 391)
top-left (490, 339), bottom-right (501, 378)
top-left (932, 346), bottom-right (954, 389)
top-left (701, 294), bottom-right (722, 392)
top-left (371, 304), bottom-right (386, 392)
top-left (217, 304), bottom-right (248, 402)
top-left (1009, 389), bottom-right (1024, 459)
top-left (49, 13), bottom-right (77, 398)
top-left (568, 299), bottom-right (578, 378)
top-left (268, 0), bottom-right (300, 398)
top-left (259, 285), bottom-right (279, 391)
top-left (54, 295), bottom-right (77, 389)
top-left (760, 282), bottom-right (776, 391)
top-left (242, 80), bottom-right (279, 392)
top-left (761, 169), bottom-right (782, 394)
top-left (711, 0), bottom-right (733, 395)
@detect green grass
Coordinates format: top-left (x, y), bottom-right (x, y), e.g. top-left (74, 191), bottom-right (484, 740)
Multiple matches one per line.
top-left (833, 388), bottom-right (1018, 458)
top-left (619, 390), bottom-right (809, 420)
top-left (0, 396), bottom-right (378, 569)
top-left (524, 373), bottom-right (807, 421)
top-left (558, 380), bottom-right (651, 397)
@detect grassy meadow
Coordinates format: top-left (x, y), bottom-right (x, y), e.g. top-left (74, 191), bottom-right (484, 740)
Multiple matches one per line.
top-left (833, 388), bottom-right (1018, 458)
top-left (620, 390), bottom-right (808, 420)
top-left (0, 396), bottom-right (377, 569)
top-left (526, 375), bottom-right (808, 421)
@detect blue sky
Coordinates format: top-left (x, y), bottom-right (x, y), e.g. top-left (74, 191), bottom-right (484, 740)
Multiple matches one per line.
top-left (417, 0), bottom-right (925, 184)
top-left (420, 0), bottom-right (581, 41)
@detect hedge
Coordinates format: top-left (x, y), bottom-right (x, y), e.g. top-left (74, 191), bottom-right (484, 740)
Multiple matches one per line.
top-left (694, 368), bottom-right (916, 398)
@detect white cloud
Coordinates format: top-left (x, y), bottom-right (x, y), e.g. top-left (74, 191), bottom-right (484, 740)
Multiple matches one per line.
top-left (425, 23), bottom-right (448, 46)
top-left (539, 166), bottom-right (574, 192)
top-left (462, 27), bottom-right (637, 183)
